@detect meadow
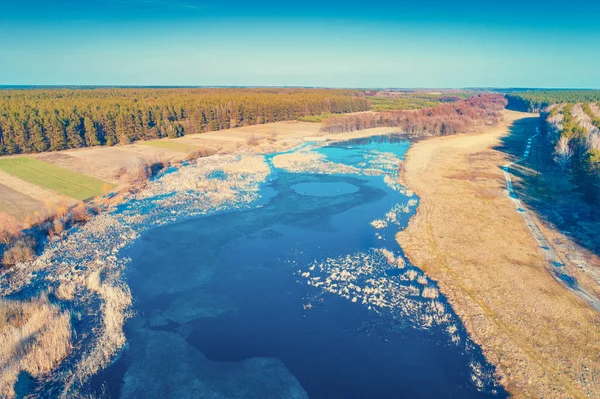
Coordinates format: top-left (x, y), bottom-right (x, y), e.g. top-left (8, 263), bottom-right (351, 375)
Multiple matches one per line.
top-left (296, 113), bottom-right (340, 122)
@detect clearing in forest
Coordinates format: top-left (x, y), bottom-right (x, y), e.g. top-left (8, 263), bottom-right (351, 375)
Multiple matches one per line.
top-left (0, 157), bottom-right (113, 200)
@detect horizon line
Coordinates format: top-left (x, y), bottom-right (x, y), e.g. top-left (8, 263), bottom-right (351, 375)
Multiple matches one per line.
top-left (1, 85), bottom-right (599, 91)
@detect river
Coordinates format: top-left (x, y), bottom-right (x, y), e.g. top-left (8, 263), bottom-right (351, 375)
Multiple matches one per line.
top-left (86, 135), bottom-right (506, 398)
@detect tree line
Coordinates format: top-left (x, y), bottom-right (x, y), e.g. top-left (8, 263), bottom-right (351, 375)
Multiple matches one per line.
top-left (0, 88), bottom-right (370, 155)
top-left (320, 93), bottom-right (507, 136)
top-left (506, 90), bottom-right (600, 112)
top-left (547, 104), bottom-right (600, 202)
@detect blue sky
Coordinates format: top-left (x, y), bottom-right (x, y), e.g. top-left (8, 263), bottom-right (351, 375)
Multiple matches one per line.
top-left (1, 0), bottom-right (599, 87)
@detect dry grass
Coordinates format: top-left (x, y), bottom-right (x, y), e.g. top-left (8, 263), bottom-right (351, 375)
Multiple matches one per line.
top-left (140, 140), bottom-right (200, 153)
top-left (73, 281), bottom-right (131, 380)
top-left (222, 156), bottom-right (271, 175)
top-left (396, 110), bottom-right (600, 398)
top-left (176, 120), bottom-right (321, 153)
top-left (272, 151), bottom-right (359, 175)
top-left (34, 152), bottom-right (118, 185)
top-left (0, 295), bottom-right (72, 398)
top-left (0, 184), bottom-right (44, 221)
top-left (246, 134), bottom-right (260, 146)
top-left (0, 213), bottom-right (21, 245)
top-left (2, 238), bottom-right (35, 265)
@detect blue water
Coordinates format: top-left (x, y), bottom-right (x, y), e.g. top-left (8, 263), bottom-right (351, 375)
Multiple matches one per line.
top-left (291, 182), bottom-right (359, 197)
top-left (92, 136), bottom-right (506, 398)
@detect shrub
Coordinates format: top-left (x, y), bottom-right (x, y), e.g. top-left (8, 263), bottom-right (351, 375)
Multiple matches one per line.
top-left (2, 238), bottom-right (35, 266)
top-left (70, 201), bottom-right (90, 224)
top-left (246, 134), bottom-right (260, 146)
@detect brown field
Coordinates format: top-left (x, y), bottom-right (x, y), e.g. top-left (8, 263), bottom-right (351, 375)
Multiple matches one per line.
top-left (0, 170), bottom-right (75, 220)
top-left (396, 110), bottom-right (600, 398)
top-left (175, 120), bottom-right (323, 152)
top-left (45, 145), bottom-right (190, 183)
top-left (0, 184), bottom-right (44, 221)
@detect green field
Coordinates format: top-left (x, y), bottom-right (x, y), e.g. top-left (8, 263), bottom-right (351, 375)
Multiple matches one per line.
top-left (297, 113), bottom-right (339, 122)
top-left (141, 140), bottom-right (200, 153)
top-left (366, 93), bottom-right (472, 111)
top-left (0, 157), bottom-right (113, 200)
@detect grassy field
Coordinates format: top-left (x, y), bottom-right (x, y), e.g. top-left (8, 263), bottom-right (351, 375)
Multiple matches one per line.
top-left (365, 92), bottom-right (472, 111)
top-left (141, 140), bottom-right (200, 153)
top-left (296, 113), bottom-right (339, 122)
top-left (367, 95), bottom-right (440, 111)
top-left (0, 158), bottom-right (113, 200)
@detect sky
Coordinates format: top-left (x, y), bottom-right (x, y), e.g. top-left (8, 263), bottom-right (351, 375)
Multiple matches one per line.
top-left (1, 0), bottom-right (599, 88)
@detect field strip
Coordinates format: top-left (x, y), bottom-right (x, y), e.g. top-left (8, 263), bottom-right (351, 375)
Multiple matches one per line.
top-left (2, 160), bottom-right (100, 193)
top-left (35, 152), bottom-right (121, 184)
top-left (0, 183), bottom-right (44, 219)
top-left (0, 170), bottom-right (73, 207)
top-left (0, 158), bottom-right (112, 200)
top-left (502, 127), bottom-right (600, 312)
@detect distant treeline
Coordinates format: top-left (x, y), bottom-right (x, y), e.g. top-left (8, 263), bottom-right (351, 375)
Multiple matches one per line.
top-left (506, 90), bottom-right (600, 112)
top-left (320, 93), bottom-right (507, 136)
top-left (0, 88), bottom-right (370, 155)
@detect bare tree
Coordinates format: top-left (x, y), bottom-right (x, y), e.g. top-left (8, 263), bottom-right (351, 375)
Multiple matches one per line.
top-left (587, 132), bottom-right (600, 152)
top-left (554, 136), bottom-right (573, 172)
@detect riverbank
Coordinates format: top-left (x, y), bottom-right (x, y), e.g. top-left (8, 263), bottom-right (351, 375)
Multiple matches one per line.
top-left (396, 110), bottom-right (600, 398)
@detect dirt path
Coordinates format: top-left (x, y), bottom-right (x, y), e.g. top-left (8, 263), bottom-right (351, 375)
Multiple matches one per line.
top-left (396, 110), bottom-right (600, 398)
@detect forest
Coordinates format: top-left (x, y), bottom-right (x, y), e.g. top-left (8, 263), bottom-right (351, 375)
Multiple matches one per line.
top-left (0, 88), bottom-right (370, 155)
top-left (505, 90), bottom-right (600, 112)
top-left (499, 89), bottom-right (600, 202)
top-left (320, 93), bottom-right (507, 136)
top-left (546, 103), bottom-right (600, 202)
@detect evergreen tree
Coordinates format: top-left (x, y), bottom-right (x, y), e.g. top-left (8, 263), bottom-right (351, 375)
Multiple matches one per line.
top-left (30, 119), bottom-right (49, 152)
top-left (104, 113), bottom-right (118, 146)
top-left (47, 115), bottom-right (67, 151)
top-left (65, 117), bottom-right (84, 148)
top-left (0, 87), bottom-right (371, 155)
top-left (83, 117), bottom-right (100, 146)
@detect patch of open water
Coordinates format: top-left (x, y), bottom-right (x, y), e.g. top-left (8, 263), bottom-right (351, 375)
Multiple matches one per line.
top-left (91, 136), bottom-right (506, 398)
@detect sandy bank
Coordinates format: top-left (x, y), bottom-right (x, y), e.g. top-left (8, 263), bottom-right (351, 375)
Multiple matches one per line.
top-left (396, 110), bottom-right (600, 398)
